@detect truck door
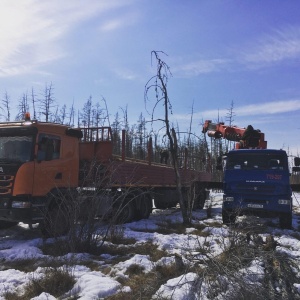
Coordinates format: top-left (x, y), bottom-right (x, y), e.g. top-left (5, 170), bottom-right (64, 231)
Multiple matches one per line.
top-left (33, 133), bottom-right (65, 196)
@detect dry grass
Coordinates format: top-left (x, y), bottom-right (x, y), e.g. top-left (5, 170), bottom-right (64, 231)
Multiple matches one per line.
top-left (107, 261), bottom-right (186, 300)
top-left (154, 219), bottom-right (187, 234)
top-left (4, 202), bottom-right (300, 299)
top-left (3, 267), bottom-right (75, 300)
top-left (107, 272), bottom-right (159, 300)
top-left (0, 258), bottom-right (38, 273)
top-left (133, 241), bottom-right (168, 262)
top-left (105, 226), bottom-right (136, 245)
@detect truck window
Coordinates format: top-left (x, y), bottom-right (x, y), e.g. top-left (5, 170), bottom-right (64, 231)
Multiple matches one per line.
top-left (226, 153), bottom-right (287, 171)
top-left (37, 134), bottom-right (61, 161)
top-left (0, 136), bottom-right (33, 162)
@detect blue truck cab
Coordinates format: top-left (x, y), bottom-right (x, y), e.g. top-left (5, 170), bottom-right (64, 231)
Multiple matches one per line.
top-left (222, 149), bottom-right (292, 229)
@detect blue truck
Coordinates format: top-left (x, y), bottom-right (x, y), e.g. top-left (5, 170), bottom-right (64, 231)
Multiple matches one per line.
top-left (221, 149), bottom-right (292, 229)
top-left (202, 120), bottom-right (292, 229)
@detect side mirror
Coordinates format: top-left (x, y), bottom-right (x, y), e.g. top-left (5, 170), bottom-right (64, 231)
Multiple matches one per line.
top-left (295, 157), bottom-right (300, 166)
top-left (292, 166), bottom-right (300, 172)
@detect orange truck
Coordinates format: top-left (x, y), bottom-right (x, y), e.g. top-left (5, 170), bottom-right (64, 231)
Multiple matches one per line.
top-left (0, 113), bottom-right (214, 235)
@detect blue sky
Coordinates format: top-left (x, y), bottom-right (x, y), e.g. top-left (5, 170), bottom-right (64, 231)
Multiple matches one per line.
top-left (1, 1), bottom-right (300, 153)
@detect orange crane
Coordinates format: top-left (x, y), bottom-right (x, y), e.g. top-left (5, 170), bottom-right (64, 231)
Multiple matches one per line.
top-left (202, 120), bottom-right (267, 149)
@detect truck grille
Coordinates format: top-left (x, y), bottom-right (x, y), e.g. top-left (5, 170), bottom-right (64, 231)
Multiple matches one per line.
top-left (0, 175), bottom-right (14, 195)
top-left (243, 199), bottom-right (268, 204)
top-left (236, 184), bottom-right (275, 194)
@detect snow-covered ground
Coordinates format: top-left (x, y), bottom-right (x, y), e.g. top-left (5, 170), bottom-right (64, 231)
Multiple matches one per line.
top-left (1, 192), bottom-right (300, 299)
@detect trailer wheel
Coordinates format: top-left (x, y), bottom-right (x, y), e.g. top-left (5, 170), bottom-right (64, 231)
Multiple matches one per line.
top-left (41, 204), bottom-right (70, 238)
top-left (116, 200), bottom-right (136, 223)
top-left (222, 209), bottom-right (236, 225)
top-left (279, 212), bottom-right (292, 229)
top-left (154, 199), bottom-right (168, 209)
top-left (0, 221), bottom-right (19, 229)
top-left (185, 183), bottom-right (208, 210)
top-left (154, 190), bottom-right (178, 209)
top-left (136, 194), bottom-right (152, 220)
top-left (194, 188), bottom-right (208, 210)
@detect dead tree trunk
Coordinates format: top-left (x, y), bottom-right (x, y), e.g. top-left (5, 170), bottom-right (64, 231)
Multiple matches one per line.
top-left (145, 51), bottom-right (190, 225)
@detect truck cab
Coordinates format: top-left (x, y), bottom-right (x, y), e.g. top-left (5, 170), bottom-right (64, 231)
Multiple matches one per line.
top-left (222, 149), bottom-right (292, 229)
top-left (0, 116), bottom-right (82, 227)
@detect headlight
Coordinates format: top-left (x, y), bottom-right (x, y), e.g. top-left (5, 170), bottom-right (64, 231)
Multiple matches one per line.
top-left (12, 201), bottom-right (31, 208)
top-left (278, 199), bottom-right (291, 205)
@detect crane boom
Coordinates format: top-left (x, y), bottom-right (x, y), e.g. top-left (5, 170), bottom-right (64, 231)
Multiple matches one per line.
top-left (202, 120), bottom-right (267, 149)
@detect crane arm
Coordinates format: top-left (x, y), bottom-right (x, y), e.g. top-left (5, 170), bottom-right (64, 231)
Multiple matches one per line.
top-left (202, 120), bottom-right (267, 149)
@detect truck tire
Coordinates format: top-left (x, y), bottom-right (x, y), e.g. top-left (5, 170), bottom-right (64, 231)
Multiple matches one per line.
top-left (154, 199), bottom-right (168, 209)
top-left (279, 212), bottom-right (292, 229)
top-left (184, 183), bottom-right (208, 210)
top-left (0, 221), bottom-right (19, 229)
top-left (194, 188), bottom-right (208, 210)
top-left (222, 209), bottom-right (236, 225)
top-left (116, 200), bottom-right (136, 223)
top-left (135, 194), bottom-right (152, 220)
top-left (41, 205), bottom-right (70, 238)
top-left (154, 190), bottom-right (178, 209)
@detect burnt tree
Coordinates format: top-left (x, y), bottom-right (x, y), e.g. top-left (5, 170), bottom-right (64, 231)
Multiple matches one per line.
top-left (144, 50), bottom-right (190, 225)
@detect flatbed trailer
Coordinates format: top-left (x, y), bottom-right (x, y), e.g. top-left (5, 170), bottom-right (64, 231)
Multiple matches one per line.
top-left (0, 115), bottom-right (214, 236)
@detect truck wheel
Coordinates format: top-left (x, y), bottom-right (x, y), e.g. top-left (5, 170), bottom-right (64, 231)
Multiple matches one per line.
top-left (222, 210), bottom-right (236, 225)
top-left (41, 205), bottom-right (70, 238)
top-left (154, 199), bottom-right (177, 209)
top-left (116, 200), bottom-right (136, 223)
top-left (0, 221), bottom-right (19, 229)
top-left (154, 190), bottom-right (178, 209)
top-left (194, 188), bottom-right (208, 210)
top-left (136, 194), bottom-right (152, 220)
top-left (279, 212), bottom-right (292, 229)
top-left (154, 199), bottom-right (165, 209)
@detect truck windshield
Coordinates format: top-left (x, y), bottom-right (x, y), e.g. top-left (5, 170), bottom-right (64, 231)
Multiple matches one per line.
top-left (226, 153), bottom-right (288, 171)
top-left (0, 136), bottom-right (33, 163)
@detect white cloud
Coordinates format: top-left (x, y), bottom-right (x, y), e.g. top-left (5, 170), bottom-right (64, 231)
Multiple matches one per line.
top-left (239, 26), bottom-right (300, 68)
top-left (172, 58), bottom-right (228, 78)
top-left (235, 99), bottom-right (300, 115)
top-left (100, 19), bottom-right (124, 32)
top-left (0, 0), bottom-right (134, 77)
top-left (112, 67), bottom-right (137, 80)
top-left (99, 11), bottom-right (139, 32)
top-left (169, 26), bottom-right (300, 77)
top-left (173, 99), bottom-right (300, 123)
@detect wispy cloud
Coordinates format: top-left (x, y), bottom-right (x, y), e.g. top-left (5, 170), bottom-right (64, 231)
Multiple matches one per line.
top-left (173, 99), bottom-right (300, 123)
top-left (112, 67), bottom-right (138, 80)
top-left (98, 11), bottom-right (140, 32)
top-left (239, 26), bottom-right (300, 68)
top-left (235, 99), bottom-right (300, 115)
top-left (0, 0), bottom-right (134, 77)
top-left (172, 58), bottom-right (229, 78)
top-left (173, 25), bottom-right (300, 77)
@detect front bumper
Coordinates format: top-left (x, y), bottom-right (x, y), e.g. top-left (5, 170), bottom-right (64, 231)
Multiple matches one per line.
top-left (223, 194), bottom-right (292, 216)
top-left (0, 197), bottom-right (45, 224)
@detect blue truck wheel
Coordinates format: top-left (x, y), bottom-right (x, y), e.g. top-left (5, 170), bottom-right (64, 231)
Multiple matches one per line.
top-left (222, 209), bottom-right (236, 224)
top-left (279, 212), bottom-right (292, 229)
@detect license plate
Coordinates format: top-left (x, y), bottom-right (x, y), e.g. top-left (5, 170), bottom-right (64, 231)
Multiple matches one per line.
top-left (248, 204), bottom-right (263, 209)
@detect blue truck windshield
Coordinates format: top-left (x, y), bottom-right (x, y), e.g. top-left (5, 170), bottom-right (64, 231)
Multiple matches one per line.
top-left (0, 136), bottom-right (33, 162)
top-left (226, 153), bottom-right (288, 171)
